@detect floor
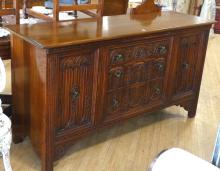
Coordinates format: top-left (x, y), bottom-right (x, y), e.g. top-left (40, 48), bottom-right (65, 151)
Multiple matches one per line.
top-left (1, 34), bottom-right (220, 171)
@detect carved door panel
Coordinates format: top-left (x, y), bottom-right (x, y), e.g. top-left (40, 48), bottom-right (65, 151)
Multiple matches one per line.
top-left (173, 34), bottom-right (199, 97)
top-left (55, 53), bottom-right (95, 134)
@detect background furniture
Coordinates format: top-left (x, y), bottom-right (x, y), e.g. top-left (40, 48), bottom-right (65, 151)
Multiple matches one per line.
top-left (215, 0), bottom-right (220, 33)
top-left (23, 0), bottom-right (131, 21)
top-left (149, 148), bottom-right (220, 171)
top-left (0, 0), bottom-right (20, 24)
top-left (6, 0), bottom-right (213, 169)
top-left (23, 0), bottom-right (104, 21)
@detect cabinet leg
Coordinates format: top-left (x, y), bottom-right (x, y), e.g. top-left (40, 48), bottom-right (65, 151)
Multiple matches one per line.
top-left (185, 100), bottom-right (198, 118)
top-left (13, 134), bottom-right (25, 144)
top-left (178, 100), bottom-right (198, 118)
top-left (12, 125), bottom-right (26, 143)
top-left (187, 104), bottom-right (197, 118)
top-left (23, 0), bottom-right (28, 19)
top-left (41, 156), bottom-right (53, 171)
top-left (42, 160), bottom-right (53, 171)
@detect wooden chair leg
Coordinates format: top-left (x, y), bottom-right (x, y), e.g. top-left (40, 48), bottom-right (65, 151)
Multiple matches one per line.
top-left (23, 0), bottom-right (28, 19)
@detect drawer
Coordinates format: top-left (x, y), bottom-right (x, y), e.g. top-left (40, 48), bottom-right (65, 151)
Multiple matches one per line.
top-left (109, 39), bottom-right (170, 66)
top-left (105, 78), bottom-right (164, 117)
top-left (107, 58), bottom-right (166, 91)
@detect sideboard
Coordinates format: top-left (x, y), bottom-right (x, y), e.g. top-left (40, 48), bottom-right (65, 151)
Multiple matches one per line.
top-left (6, 12), bottom-right (213, 171)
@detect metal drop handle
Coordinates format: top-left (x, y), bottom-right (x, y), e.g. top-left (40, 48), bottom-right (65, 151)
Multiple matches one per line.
top-left (114, 54), bottom-right (124, 62)
top-left (71, 87), bottom-right (80, 100)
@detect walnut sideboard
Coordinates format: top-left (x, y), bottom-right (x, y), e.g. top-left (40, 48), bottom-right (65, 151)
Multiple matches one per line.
top-left (6, 12), bottom-right (213, 171)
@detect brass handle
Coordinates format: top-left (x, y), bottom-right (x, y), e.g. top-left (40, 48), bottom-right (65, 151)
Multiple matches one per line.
top-left (182, 63), bottom-right (189, 70)
top-left (155, 46), bottom-right (167, 55)
top-left (112, 98), bottom-right (119, 108)
top-left (114, 70), bottom-right (123, 78)
top-left (71, 87), bottom-right (80, 100)
top-left (114, 54), bottom-right (124, 62)
top-left (154, 87), bottom-right (161, 95)
top-left (156, 63), bottom-right (164, 72)
top-left (159, 46), bottom-right (167, 55)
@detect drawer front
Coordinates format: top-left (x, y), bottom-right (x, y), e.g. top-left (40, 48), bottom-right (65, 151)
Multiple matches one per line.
top-left (109, 39), bottom-right (169, 66)
top-left (104, 38), bottom-right (171, 120)
top-left (106, 78), bottom-right (164, 116)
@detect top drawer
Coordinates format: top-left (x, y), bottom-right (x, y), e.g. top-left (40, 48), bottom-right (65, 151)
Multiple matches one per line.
top-left (109, 39), bottom-right (170, 66)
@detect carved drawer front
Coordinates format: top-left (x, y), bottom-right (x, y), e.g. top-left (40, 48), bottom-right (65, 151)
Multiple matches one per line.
top-left (110, 47), bottom-right (132, 66)
top-left (128, 84), bottom-right (150, 107)
top-left (150, 58), bottom-right (166, 79)
top-left (127, 61), bottom-right (150, 84)
top-left (174, 34), bottom-right (199, 97)
top-left (149, 79), bottom-right (164, 101)
top-left (106, 88), bottom-right (128, 115)
top-left (107, 57), bottom-right (166, 91)
top-left (105, 79), bottom-right (164, 118)
top-left (108, 66), bottom-right (126, 90)
top-left (109, 39), bottom-right (170, 66)
top-left (55, 54), bottom-right (95, 134)
top-left (105, 84), bottom-right (149, 115)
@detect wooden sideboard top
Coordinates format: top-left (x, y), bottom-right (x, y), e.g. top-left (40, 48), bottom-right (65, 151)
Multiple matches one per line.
top-left (5, 11), bottom-right (214, 49)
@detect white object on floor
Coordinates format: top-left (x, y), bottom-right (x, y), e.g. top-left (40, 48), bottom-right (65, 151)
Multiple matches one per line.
top-left (150, 148), bottom-right (220, 171)
top-left (0, 99), bottom-right (13, 171)
top-left (0, 58), bottom-right (6, 92)
top-left (0, 28), bottom-right (10, 37)
top-left (212, 125), bottom-right (220, 167)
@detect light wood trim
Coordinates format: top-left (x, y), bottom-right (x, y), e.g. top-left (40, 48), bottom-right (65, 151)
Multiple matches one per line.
top-left (59, 4), bottom-right (98, 12)
top-left (0, 8), bottom-right (15, 16)
top-left (53, 0), bottom-right (59, 21)
top-left (26, 8), bottom-right (53, 21)
top-left (13, 0), bottom-right (20, 24)
top-left (80, 10), bottom-right (97, 18)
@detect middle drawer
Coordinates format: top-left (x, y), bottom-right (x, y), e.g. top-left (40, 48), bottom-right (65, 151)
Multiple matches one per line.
top-left (108, 57), bottom-right (166, 91)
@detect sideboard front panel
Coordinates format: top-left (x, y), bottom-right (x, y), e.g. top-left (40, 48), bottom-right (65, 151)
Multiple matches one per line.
top-left (103, 38), bottom-right (171, 123)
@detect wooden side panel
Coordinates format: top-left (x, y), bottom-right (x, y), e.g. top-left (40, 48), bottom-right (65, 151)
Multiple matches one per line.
top-left (28, 45), bottom-right (47, 158)
top-left (11, 35), bottom-right (29, 143)
top-left (11, 34), bottom-right (50, 170)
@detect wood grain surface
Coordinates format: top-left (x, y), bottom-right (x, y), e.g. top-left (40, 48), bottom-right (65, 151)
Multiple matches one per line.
top-left (5, 11), bottom-right (214, 48)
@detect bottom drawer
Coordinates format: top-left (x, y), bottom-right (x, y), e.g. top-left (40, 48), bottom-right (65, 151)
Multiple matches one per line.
top-left (104, 78), bottom-right (164, 118)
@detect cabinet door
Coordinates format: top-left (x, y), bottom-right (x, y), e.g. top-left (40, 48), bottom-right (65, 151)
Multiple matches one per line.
top-left (173, 34), bottom-right (200, 98)
top-left (55, 52), bottom-right (96, 134)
